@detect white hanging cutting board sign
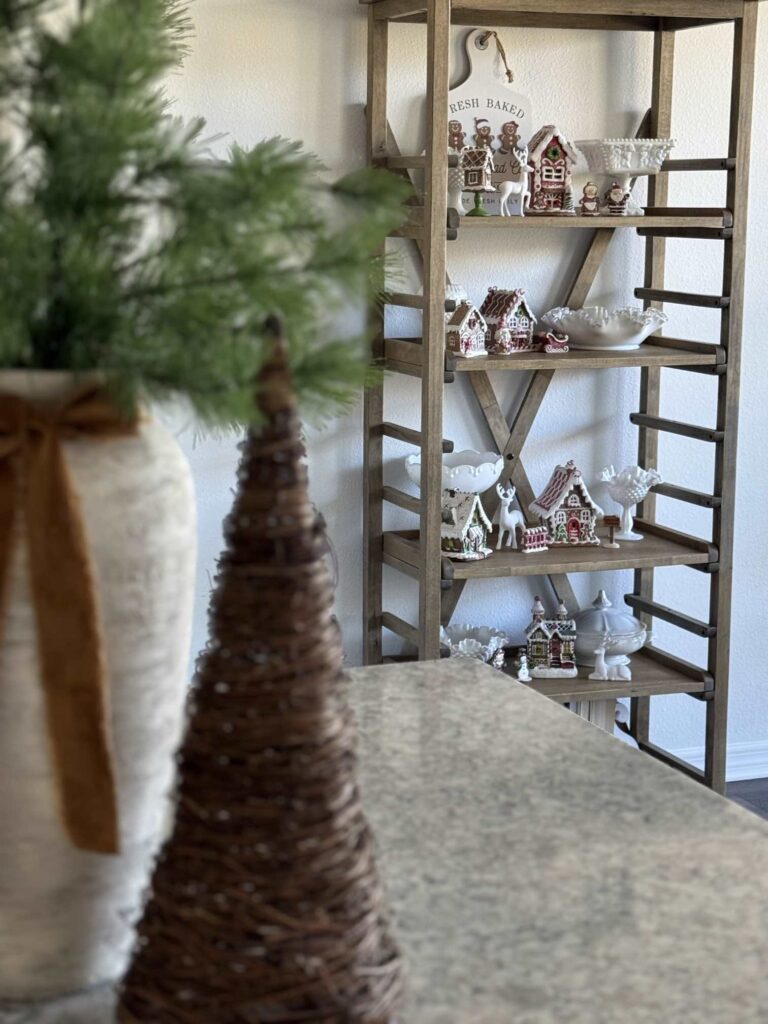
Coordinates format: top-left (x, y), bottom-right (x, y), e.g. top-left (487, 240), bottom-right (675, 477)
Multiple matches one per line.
top-left (448, 29), bottom-right (534, 215)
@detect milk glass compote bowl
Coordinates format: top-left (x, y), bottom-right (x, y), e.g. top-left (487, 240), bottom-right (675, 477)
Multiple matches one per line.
top-left (575, 138), bottom-right (676, 215)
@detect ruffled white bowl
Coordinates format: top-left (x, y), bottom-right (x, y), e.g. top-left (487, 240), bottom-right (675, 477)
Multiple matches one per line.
top-left (575, 137), bottom-right (676, 176)
top-left (440, 624), bottom-right (510, 662)
top-left (405, 449), bottom-right (504, 494)
top-left (540, 306), bottom-right (668, 351)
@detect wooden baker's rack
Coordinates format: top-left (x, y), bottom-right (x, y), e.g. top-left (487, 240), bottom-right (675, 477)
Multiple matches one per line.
top-left (361, 0), bottom-right (761, 791)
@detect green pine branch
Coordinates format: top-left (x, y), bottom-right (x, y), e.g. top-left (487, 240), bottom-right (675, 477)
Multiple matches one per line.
top-left (0, 0), bottom-right (410, 424)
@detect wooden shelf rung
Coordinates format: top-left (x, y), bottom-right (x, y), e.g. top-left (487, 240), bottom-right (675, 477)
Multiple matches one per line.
top-left (390, 207), bottom-right (459, 240)
top-left (650, 337), bottom-right (726, 362)
top-left (635, 287), bottom-right (730, 308)
top-left (380, 422), bottom-right (453, 451)
top-left (632, 519), bottom-right (718, 560)
top-left (624, 593), bottom-right (716, 638)
top-left (653, 482), bottom-right (722, 508)
top-left (630, 412), bottom-right (724, 443)
top-left (660, 158), bottom-right (735, 172)
top-left (383, 154), bottom-right (459, 169)
top-left (386, 292), bottom-right (456, 312)
top-left (381, 611), bottom-right (420, 647)
top-left (643, 207), bottom-right (733, 227)
top-left (641, 645), bottom-right (714, 687)
top-left (637, 740), bottom-right (707, 785)
top-left (636, 227), bottom-right (732, 240)
top-left (382, 485), bottom-right (422, 514)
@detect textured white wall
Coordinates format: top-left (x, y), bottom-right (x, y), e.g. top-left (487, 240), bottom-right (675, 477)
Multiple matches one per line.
top-left (167, 1), bottom-right (768, 772)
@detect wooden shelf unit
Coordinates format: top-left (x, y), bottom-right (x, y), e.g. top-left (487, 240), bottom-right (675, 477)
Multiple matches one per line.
top-left (362, 0), bottom-right (760, 792)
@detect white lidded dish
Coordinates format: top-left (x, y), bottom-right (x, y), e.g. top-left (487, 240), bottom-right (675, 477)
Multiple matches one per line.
top-left (573, 590), bottom-right (647, 666)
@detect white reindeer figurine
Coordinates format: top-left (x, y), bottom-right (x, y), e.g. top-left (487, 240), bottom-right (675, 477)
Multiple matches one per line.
top-left (498, 144), bottom-right (533, 217)
top-left (496, 482), bottom-right (526, 550)
top-left (589, 644), bottom-right (633, 682)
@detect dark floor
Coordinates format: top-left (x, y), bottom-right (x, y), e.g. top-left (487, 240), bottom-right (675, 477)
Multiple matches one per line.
top-left (728, 778), bottom-right (768, 819)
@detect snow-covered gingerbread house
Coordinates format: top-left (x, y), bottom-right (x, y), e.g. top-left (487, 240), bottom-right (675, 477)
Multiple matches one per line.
top-left (530, 460), bottom-right (602, 546)
top-left (527, 125), bottom-right (578, 214)
top-left (479, 287), bottom-right (537, 354)
top-left (441, 492), bottom-right (492, 560)
top-left (460, 147), bottom-right (494, 191)
top-left (525, 596), bottom-right (577, 678)
top-left (446, 301), bottom-right (488, 358)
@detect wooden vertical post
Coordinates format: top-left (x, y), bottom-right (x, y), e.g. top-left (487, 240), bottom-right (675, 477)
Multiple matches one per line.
top-left (706, 2), bottom-right (758, 792)
top-left (363, 11), bottom-right (389, 665)
top-left (631, 29), bottom-right (674, 746)
top-left (419, 0), bottom-right (450, 660)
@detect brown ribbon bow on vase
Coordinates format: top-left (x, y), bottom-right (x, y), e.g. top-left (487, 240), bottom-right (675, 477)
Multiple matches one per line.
top-left (0, 383), bottom-right (139, 854)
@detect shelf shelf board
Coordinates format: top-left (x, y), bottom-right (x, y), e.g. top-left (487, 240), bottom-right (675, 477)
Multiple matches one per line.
top-left (511, 648), bottom-right (713, 704)
top-left (383, 525), bottom-right (715, 580)
top-left (361, 0), bottom-right (747, 31)
top-left (458, 212), bottom-right (730, 231)
top-left (448, 343), bottom-right (720, 373)
top-left (384, 339), bottom-right (723, 376)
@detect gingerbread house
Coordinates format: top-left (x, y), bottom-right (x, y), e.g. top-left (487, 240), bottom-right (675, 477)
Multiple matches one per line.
top-left (525, 597), bottom-right (577, 678)
top-left (441, 492), bottom-right (492, 561)
top-left (526, 125), bottom-right (578, 214)
top-left (446, 301), bottom-right (488, 358)
top-left (479, 287), bottom-right (537, 354)
top-left (530, 460), bottom-right (602, 546)
top-left (460, 147), bottom-right (494, 191)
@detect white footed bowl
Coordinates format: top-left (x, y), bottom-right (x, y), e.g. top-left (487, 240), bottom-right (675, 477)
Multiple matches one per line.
top-left (575, 138), bottom-right (676, 176)
top-left (541, 306), bottom-right (668, 351)
top-left (405, 450), bottom-right (504, 494)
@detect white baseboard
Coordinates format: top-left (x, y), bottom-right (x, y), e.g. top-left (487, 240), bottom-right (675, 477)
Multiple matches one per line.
top-left (670, 740), bottom-right (768, 783)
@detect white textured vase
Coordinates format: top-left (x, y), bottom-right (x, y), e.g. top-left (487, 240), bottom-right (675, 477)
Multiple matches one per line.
top-left (0, 371), bottom-right (197, 1000)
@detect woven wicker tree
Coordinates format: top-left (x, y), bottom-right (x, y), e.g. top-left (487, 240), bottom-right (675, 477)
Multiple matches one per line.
top-left (118, 330), bottom-right (402, 1023)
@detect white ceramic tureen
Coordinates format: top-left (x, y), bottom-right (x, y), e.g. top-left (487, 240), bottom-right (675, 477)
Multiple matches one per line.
top-left (573, 590), bottom-right (647, 667)
top-left (540, 306), bottom-right (668, 351)
top-left (439, 624), bottom-right (510, 664)
top-left (405, 449), bottom-right (504, 494)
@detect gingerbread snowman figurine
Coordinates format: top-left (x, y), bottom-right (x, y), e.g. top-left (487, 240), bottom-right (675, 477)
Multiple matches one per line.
top-left (448, 119), bottom-right (467, 152)
top-left (605, 179), bottom-right (631, 216)
top-left (579, 181), bottom-right (600, 216)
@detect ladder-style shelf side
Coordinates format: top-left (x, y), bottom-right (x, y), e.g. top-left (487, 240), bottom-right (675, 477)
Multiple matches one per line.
top-left (363, 0), bottom-right (760, 793)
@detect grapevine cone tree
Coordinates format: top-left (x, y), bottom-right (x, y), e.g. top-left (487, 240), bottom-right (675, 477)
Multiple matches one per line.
top-left (119, 331), bottom-right (403, 1022)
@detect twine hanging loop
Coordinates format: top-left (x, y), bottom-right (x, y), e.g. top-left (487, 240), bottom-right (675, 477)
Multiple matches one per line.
top-left (480, 30), bottom-right (515, 83)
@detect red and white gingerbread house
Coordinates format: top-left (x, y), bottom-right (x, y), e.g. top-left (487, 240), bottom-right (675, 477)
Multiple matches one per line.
top-left (479, 287), bottom-right (537, 354)
top-left (529, 460), bottom-right (602, 546)
top-left (527, 125), bottom-right (578, 214)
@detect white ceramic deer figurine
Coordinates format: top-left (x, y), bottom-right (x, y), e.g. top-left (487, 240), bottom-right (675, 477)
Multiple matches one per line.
top-left (496, 482), bottom-right (526, 549)
top-left (498, 144), bottom-right (533, 217)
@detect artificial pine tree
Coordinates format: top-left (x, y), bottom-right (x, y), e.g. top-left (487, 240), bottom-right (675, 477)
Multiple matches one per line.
top-left (118, 326), bottom-right (402, 1023)
top-left (0, 0), bottom-right (407, 423)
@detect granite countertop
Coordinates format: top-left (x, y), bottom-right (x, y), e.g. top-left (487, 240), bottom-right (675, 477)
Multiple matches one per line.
top-left (4, 659), bottom-right (768, 1023)
top-left (347, 661), bottom-right (768, 1024)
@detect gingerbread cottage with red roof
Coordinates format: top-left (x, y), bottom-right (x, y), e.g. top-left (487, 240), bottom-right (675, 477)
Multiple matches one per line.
top-left (527, 125), bottom-right (578, 214)
top-left (529, 460), bottom-right (602, 546)
top-left (479, 287), bottom-right (537, 355)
